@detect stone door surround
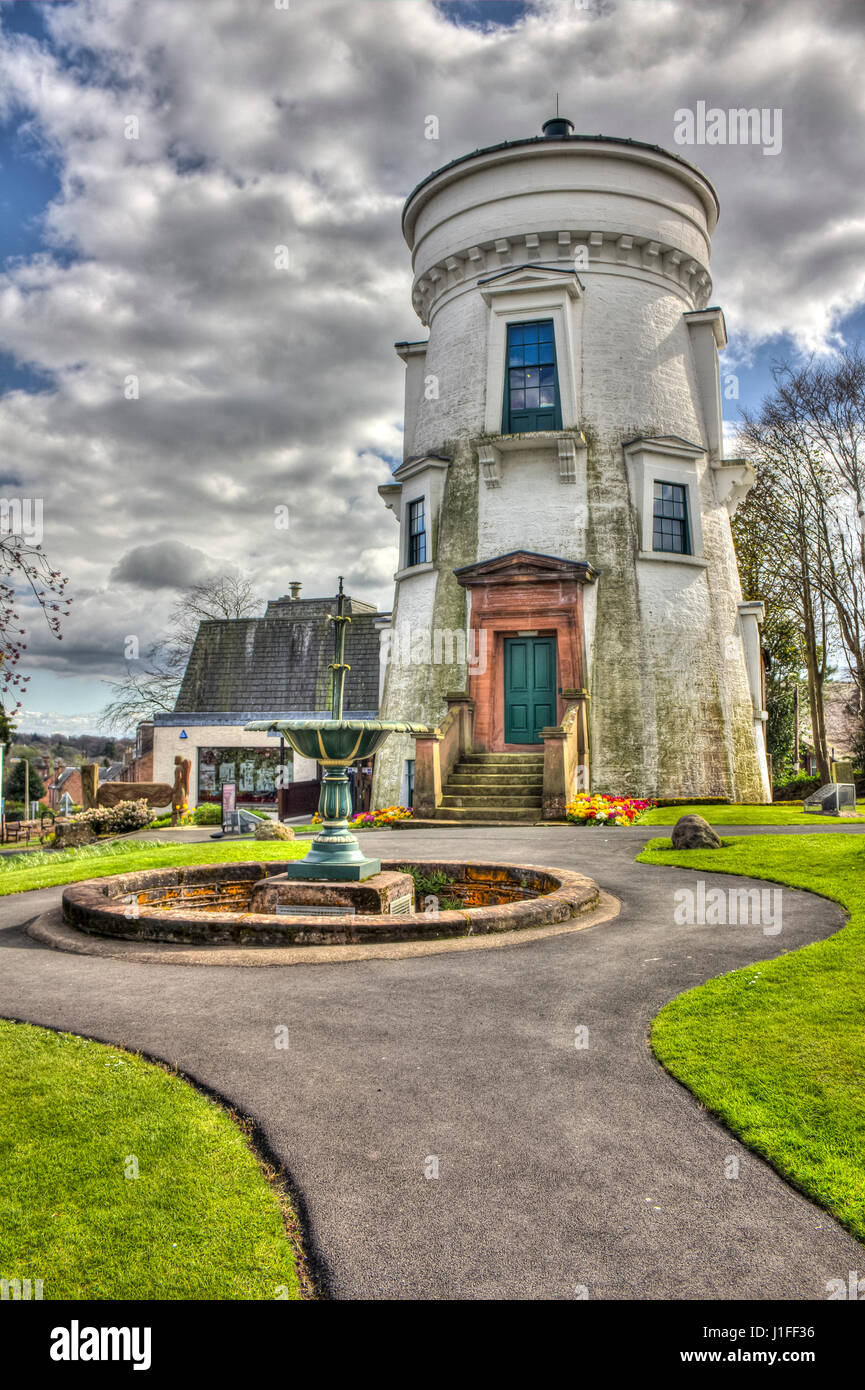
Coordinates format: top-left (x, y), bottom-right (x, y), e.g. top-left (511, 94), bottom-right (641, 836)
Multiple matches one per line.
top-left (454, 551), bottom-right (596, 751)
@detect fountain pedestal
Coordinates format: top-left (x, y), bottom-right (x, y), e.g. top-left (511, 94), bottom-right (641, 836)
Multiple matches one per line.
top-left (245, 577), bottom-right (429, 884)
top-left (279, 764), bottom-right (381, 881)
top-left (249, 869), bottom-right (415, 916)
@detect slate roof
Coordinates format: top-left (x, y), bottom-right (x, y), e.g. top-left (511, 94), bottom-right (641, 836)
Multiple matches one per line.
top-left (174, 595), bottom-right (382, 717)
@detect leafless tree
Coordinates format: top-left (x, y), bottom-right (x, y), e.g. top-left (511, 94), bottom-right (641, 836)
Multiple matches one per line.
top-left (99, 573), bottom-right (259, 732)
top-left (0, 534), bottom-right (71, 714)
top-left (734, 412), bottom-right (836, 783)
top-left (769, 350), bottom-right (865, 738)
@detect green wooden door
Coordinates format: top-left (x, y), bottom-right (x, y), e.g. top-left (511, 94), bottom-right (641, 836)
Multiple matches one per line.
top-left (504, 637), bottom-right (556, 744)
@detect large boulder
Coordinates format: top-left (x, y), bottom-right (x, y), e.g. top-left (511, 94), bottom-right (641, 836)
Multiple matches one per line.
top-left (53, 821), bottom-right (97, 849)
top-left (253, 819), bottom-right (295, 841)
top-left (671, 814), bottom-right (722, 849)
top-left (97, 782), bottom-right (172, 810)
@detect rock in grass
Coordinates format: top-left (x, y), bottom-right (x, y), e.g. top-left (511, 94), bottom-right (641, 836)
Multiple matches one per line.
top-left (671, 814), bottom-right (722, 849)
top-left (253, 819), bottom-right (295, 841)
top-left (53, 821), bottom-right (97, 848)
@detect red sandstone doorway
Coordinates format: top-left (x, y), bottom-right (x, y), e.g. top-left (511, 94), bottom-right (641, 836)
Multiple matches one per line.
top-left (453, 551), bottom-right (596, 754)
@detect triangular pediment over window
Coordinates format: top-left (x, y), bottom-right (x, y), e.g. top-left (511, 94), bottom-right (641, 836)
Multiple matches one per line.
top-left (478, 264), bottom-right (584, 304)
top-left (454, 550), bottom-right (596, 587)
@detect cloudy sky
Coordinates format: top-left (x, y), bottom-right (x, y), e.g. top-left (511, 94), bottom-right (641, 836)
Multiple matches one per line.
top-left (1, 0), bottom-right (863, 733)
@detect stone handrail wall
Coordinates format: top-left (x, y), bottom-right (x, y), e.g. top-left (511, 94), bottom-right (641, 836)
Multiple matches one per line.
top-left (542, 695), bottom-right (590, 819)
top-left (412, 692), bottom-right (474, 818)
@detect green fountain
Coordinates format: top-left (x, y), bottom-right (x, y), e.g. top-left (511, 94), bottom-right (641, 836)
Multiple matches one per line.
top-left (245, 578), bottom-right (428, 881)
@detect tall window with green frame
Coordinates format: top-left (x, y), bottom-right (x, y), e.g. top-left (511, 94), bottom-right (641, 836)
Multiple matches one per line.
top-left (407, 497), bottom-right (427, 567)
top-left (504, 319), bottom-right (562, 433)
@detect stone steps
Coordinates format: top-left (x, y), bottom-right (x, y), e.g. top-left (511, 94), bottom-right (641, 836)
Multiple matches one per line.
top-left (446, 774), bottom-right (543, 789)
top-left (435, 750), bottom-right (545, 823)
top-left (436, 805), bottom-right (541, 823)
top-left (460, 754), bottom-right (544, 766)
top-left (445, 800), bottom-right (545, 811)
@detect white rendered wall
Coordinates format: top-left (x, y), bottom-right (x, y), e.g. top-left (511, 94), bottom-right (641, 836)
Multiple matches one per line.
top-left (376, 134), bottom-right (767, 803)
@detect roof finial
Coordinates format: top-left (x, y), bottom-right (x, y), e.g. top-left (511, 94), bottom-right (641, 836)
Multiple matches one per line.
top-left (542, 107), bottom-right (575, 140)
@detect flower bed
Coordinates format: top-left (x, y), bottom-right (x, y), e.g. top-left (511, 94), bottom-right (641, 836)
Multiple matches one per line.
top-left (312, 805), bottom-right (414, 829)
top-left (565, 793), bottom-right (653, 826)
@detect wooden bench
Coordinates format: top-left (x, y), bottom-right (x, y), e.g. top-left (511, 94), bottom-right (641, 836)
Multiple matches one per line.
top-left (3, 817), bottom-right (36, 845)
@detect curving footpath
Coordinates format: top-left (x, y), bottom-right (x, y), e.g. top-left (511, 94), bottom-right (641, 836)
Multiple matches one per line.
top-left (1, 824), bottom-right (863, 1300)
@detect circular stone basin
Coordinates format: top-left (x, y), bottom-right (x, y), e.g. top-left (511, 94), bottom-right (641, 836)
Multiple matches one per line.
top-left (61, 860), bottom-right (599, 946)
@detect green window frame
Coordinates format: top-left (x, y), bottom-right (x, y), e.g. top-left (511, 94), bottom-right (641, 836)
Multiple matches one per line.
top-left (652, 481), bottom-right (690, 554)
top-left (503, 319), bottom-right (562, 433)
top-left (407, 498), bottom-right (427, 566)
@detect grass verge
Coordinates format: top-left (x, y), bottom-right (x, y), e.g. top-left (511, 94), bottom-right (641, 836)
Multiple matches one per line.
top-left (0, 1019), bottom-right (305, 1299)
top-left (638, 833), bottom-right (865, 1240)
top-left (639, 803), bottom-right (865, 826)
top-left (0, 837), bottom-right (309, 896)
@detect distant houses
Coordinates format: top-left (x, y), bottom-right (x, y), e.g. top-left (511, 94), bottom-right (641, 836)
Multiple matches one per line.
top-left (45, 764), bottom-right (82, 811)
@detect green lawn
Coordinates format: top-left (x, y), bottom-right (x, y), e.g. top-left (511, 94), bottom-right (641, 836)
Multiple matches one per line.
top-left (0, 1020), bottom-right (303, 1299)
top-left (639, 803), bottom-right (865, 826)
top-left (638, 833), bottom-right (865, 1240)
top-left (0, 837), bottom-right (309, 896)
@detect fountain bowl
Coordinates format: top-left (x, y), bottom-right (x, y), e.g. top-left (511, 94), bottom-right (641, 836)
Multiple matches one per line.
top-left (244, 718), bottom-right (428, 765)
top-left (61, 860), bottom-right (600, 946)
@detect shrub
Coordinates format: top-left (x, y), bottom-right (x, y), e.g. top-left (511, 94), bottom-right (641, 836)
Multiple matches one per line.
top-left (73, 799), bottom-right (152, 835)
top-left (396, 864), bottom-right (461, 910)
top-left (192, 802), bottom-right (222, 825)
top-left (654, 797), bottom-right (729, 807)
top-left (566, 793), bottom-right (654, 826)
top-left (772, 775), bottom-right (821, 802)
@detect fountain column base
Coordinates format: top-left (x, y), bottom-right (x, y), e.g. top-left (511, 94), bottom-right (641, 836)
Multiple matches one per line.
top-left (279, 856), bottom-right (382, 883)
top-left (286, 762), bottom-right (382, 880)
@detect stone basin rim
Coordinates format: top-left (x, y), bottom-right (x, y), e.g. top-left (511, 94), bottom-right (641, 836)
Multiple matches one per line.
top-left (61, 859), bottom-right (600, 944)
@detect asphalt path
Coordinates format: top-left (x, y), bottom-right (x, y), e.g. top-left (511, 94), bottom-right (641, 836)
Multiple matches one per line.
top-left (1, 824), bottom-right (863, 1300)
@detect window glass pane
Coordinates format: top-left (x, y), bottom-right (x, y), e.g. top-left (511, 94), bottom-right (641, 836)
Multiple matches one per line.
top-left (197, 746), bottom-right (284, 806)
top-left (505, 320), bottom-right (558, 432)
top-left (652, 481), bottom-right (689, 554)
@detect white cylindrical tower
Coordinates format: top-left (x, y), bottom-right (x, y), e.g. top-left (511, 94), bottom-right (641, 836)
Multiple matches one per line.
top-left (374, 118), bottom-right (769, 812)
